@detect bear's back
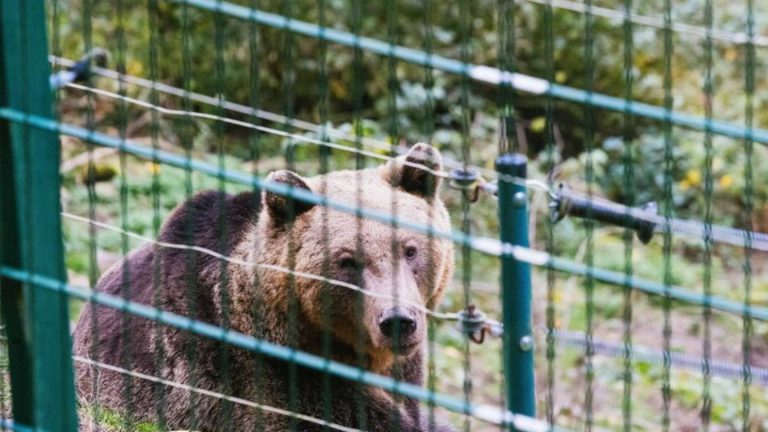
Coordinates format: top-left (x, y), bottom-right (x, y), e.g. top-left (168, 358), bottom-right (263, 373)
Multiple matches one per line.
top-left (72, 190), bottom-right (262, 429)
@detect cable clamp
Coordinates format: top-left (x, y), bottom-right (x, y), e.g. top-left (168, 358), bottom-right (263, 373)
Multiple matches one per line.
top-left (448, 168), bottom-right (480, 202)
top-left (448, 168), bottom-right (501, 203)
top-left (456, 304), bottom-right (504, 343)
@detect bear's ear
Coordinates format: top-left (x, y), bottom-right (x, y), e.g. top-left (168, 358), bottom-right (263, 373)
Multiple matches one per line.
top-left (383, 143), bottom-right (443, 199)
top-left (263, 170), bottom-right (315, 224)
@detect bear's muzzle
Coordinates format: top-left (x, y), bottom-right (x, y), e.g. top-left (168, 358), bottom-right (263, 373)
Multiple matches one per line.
top-left (378, 306), bottom-right (421, 354)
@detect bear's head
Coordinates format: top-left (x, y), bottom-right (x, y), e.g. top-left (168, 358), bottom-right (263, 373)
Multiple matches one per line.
top-left (257, 143), bottom-right (454, 372)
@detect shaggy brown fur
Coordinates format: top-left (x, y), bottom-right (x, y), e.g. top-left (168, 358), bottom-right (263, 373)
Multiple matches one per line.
top-left (72, 143), bottom-right (454, 431)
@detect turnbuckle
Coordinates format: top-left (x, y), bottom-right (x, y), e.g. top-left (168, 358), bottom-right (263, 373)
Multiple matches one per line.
top-left (549, 183), bottom-right (657, 244)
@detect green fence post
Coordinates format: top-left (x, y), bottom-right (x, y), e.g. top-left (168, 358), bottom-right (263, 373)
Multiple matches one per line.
top-left (0, 0), bottom-right (79, 430)
top-left (496, 153), bottom-right (536, 423)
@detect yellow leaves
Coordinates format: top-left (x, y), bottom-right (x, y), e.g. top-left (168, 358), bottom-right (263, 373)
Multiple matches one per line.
top-left (127, 60), bottom-right (143, 76)
top-left (679, 169), bottom-right (701, 191)
top-left (685, 170), bottom-right (701, 186)
top-left (718, 174), bottom-right (734, 189)
top-left (679, 170), bottom-right (735, 191)
top-left (145, 162), bottom-right (161, 174)
top-left (530, 116), bottom-right (546, 133)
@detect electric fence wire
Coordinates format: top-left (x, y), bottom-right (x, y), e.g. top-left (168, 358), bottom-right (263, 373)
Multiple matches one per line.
top-left (592, 199), bottom-right (768, 252)
top-left (52, 70), bottom-right (535, 197)
top-left (0, 262), bottom-right (559, 432)
top-left (49, 64), bottom-right (768, 254)
top-left (34, 66), bottom-right (768, 324)
top-left (49, 53), bottom-right (768, 231)
top-left (49, 55), bottom-right (502, 181)
top-left (60, 212), bottom-right (459, 322)
top-left (479, 179), bottom-right (768, 252)
top-left (165, 0), bottom-right (768, 147)
top-left (74, 356), bottom-right (364, 432)
top-left (60, 82), bottom-right (451, 178)
top-left (547, 329), bottom-right (768, 387)
top-left (50, 61), bottom-right (768, 256)
top-left (78, 355), bottom-right (372, 432)
top-left (60, 212), bottom-right (768, 388)
top-left (520, 0), bottom-right (768, 47)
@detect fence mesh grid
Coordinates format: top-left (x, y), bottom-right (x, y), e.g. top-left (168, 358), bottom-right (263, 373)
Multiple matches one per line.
top-left (0, 0), bottom-right (766, 431)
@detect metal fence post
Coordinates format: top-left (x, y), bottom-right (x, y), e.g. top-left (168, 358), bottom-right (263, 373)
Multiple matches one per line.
top-left (0, 0), bottom-right (79, 430)
top-left (496, 153), bottom-right (536, 423)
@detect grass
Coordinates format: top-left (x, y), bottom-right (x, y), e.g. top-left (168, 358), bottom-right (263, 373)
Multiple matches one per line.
top-left (81, 405), bottom-right (163, 432)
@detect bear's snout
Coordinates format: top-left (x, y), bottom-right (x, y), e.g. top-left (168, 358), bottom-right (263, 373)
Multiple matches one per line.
top-left (378, 307), bottom-right (420, 353)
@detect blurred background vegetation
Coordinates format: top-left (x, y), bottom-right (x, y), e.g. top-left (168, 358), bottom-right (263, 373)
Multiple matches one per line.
top-left (47, 0), bottom-right (768, 430)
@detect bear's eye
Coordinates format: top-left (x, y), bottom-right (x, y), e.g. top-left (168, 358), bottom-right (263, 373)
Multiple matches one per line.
top-left (404, 246), bottom-right (418, 260)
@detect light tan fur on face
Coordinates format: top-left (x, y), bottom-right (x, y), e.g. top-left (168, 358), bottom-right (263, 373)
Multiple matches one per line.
top-left (229, 147), bottom-right (454, 373)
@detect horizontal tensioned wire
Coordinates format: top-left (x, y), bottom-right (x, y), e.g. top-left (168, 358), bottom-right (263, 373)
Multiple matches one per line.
top-left (49, 56), bottom-right (503, 182)
top-left (73, 356), bottom-right (363, 432)
top-left (549, 193), bottom-right (768, 252)
top-left (57, 77), bottom-right (768, 252)
top-left (547, 329), bottom-right (768, 386)
top-left (58, 78), bottom-right (535, 193)
top-left (49, 57), bottom-right (400, 159)
top-left (63, 212), bottom-right (768, 387)
top-left (2, 106), bottom-right (766, 322)
top-left (481, 181), bottom-right (768, 251)
top-left (48, 59), bottom-right (768, 253)
top-left (61, 212), bottom-right (458, 321)
top-left (168, 0), bottom-right (768, 145)
top-left (0, 266), bottom-right (555, 432)
top-left (54, 54), bottom-right (765, 250)
top-left (520, 0), bottom-right (768, 47)
top-left (62, 83), bottom-right (421, 174)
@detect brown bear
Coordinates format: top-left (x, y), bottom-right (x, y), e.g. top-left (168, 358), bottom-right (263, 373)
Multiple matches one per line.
top-left (72, 143), bottom-right (455, 431)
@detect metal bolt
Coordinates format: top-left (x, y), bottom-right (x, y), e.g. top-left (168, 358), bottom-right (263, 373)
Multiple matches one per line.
top-left (512, 191), bottom-right (527, 208)
top-left (519, 335), bottom-right (533, 351)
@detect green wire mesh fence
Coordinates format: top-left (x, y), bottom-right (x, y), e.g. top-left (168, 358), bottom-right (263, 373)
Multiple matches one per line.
top-left (0, 0), bottom-right (767, 430)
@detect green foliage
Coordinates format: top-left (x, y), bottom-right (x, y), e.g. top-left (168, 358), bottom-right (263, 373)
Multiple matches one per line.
top-left (49, 0), bottom-right (768, 162)
top-left (81, 405), bottom-right (163, 432)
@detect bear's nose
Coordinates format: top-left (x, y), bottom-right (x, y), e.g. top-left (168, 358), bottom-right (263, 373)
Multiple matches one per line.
top-left (379, 307), bottom-right (417, 338)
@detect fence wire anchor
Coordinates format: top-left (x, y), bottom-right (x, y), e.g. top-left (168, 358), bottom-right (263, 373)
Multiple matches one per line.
top-left (448, 168), bottom-right (481, 202)
top-left (456, 304), bottom-right (489, 343)
top-left (49, 48), bottom-right (109, 90)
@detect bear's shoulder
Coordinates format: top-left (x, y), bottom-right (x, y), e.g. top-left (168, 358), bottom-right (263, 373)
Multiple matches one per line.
top-left (151, 190), bottom-right (261, 321)
top-left (158, 190), bottom-right (261, 254)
